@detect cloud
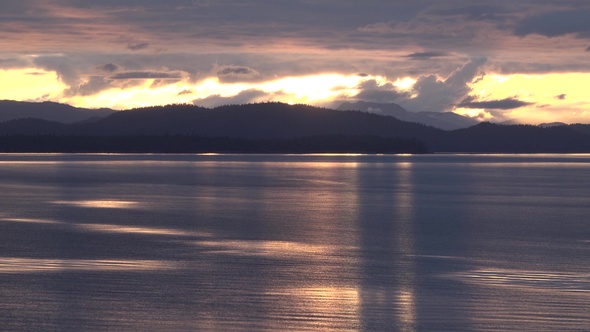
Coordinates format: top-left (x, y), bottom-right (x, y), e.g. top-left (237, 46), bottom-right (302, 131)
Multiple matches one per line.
top-left (77, 76), bottom-right (113, 96)
top-left (177, 89), bottom-right (194, 96)
top-left (514, 10), bottom-right (590, 37)
top-left (353, 80), bottom-right (406, 104)
top-left (358, 22), bottom-right (395, 34)
top-left (127, 42), bottom-right (150, 51)
top-left (97, 63), bottom-right (119, 72)
top-left (457, 97), bottom-right (534, 109)
top-left (214, 65), bottom-right (260, 82)
top-left (400, 57), bottom-right (487, 112)
top-left (110, 71), bottom-right (184, 80)
top-left (432, 4), bottom-right (510, 21)
top-left (2, 1), bottom-right (590, 124)
top-left (32, 55), bottom-right (83, 96)
top-left (405, 51), bottom-right (449, 60)
top-left (0, 57), bottom-right (31, 69)
top-left (193, 89), bottom-right (286, 108)
top-left (347, 58), bottom-right (488, 113)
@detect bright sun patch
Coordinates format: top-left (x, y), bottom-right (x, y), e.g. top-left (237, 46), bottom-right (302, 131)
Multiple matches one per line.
top-left (0, 68), bottom-right (67, 101)
top-left (65, 73), bottom-right (374, 109)
top-left (456, 73), bottom-right (590, 124)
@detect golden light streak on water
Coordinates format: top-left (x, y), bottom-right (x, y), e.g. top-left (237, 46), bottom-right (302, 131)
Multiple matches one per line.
top-left (52, 200), bottom-right (140, 209)
top-left (451, 269), bottom-right (590, 294)
top-left (195, 239), bottom-right (344, 259)
top-left (0, 258), bottom-right (175, 273)
top-left (394, 161), bottom-right (417, 331)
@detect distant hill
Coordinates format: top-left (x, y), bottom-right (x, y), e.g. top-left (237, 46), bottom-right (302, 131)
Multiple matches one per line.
top-left (432, 122), bottom-right (590, 153)
top-left (0, 100), bottom-right (114, 123)
top-left (538, 122), bottom-right (567, 128)
top-left (1, 102), bottom-right (590, 153)
top-left (0, 118), bottom-right (67, 135)
top-left (338, 101), bottom-right (479, 130)
top-left (569, 124), bottom-right (590, 136)
top-left (82, 103), bottom-right (444, 139)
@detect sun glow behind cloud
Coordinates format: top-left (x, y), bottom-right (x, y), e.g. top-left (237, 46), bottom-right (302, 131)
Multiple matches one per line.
top-left (3, 64), bottom-right (590, 124)
top-left (455, 73), bottom-right (590, 124)
top-left (34, 72), bottom-right (381, 110)
top-left (0, 69), bottom-right (67, 101)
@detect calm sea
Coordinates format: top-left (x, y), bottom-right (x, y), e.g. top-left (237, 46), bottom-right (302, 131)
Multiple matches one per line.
top-left (0, 154), bottom-right (588, 331)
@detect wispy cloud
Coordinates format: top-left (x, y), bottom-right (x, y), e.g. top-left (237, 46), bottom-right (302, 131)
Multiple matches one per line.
top-left (97, 63), bottom-right (119, 73)
top-left (405, 51), bottom-right (450, 60)
top-left (458, 97), bottom-right (534, 110)
top-left (127, 42), bottom-right (150, 51)
top-left (110, 71), bottom-right (184, 80)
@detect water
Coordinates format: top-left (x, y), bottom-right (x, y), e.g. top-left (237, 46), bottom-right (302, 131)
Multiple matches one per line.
top-left (0, 153), bottom-right (589, 331)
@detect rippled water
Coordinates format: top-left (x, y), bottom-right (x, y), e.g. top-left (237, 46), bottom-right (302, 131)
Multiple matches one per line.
top-left (0, 153), bottom-right (589, 331)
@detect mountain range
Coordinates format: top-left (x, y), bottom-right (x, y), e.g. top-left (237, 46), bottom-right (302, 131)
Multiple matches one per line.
top-left (1, 100), bottom-right (590, 153)
top-left (0, 100), bottom-right (114, 123)
top-left (337, 101), bottom-right (479, 130)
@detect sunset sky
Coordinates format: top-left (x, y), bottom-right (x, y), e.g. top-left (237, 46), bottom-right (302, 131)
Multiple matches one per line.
top-left (1, 0), bottom-right (590, 124)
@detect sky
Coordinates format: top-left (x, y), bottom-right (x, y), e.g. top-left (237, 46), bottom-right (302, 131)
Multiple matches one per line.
top-left (1, 0), bottom-right (590, 124)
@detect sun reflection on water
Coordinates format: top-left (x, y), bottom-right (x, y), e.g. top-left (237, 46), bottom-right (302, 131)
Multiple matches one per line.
top-left (450, 269), bottom-right (590, 294)
top-left (394, 161), bottom-right (417, 331)
top-left (1, 217), bottom-right (60, 224)
top-left (0, 257), bottom-right (174, 273)
top-left (265, 286), bottom-right (361, 330)
top-left (195, 239), bottom-right (345, 259)
top-left (51, 200), bottom-right (140, 209)
top-left (77, 223), bottom-right (211, 238)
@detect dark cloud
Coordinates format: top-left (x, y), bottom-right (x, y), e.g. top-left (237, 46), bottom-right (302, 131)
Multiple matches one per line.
top-left (400, 57), bottom-right (487, 112)
top-left (358, 22), bottom-right (395, 34)
top-left (110, 71), bottom-right (183, 80)
top-left (32, 55), bottom-right (81, 95)
top-left (556, 94), bottom-right (567, 100)
top-left (353, 80), bottom-right (405, 104)
top-left (177, 89), bottom-right (194, 96)
top-left (27, 93), bottom-right (52, 103)
top-left (97, 63), bottom-right (119, 72)
top-left (77, 76), bottom-right (113, 96)
top-left (432, 4), bottom-right (510, 21)
top-left (215, 65), bottom-right (260, 82)
top-left (405, 51), bottom-right (449, 60)
top-left (514, 10), bottom-right (590, 37)
top-left (586, 45), bottom-right (590, 51)
top-left (127, 42), bottom-right (150, 51)
top-left (458, 97), bottom-right (533, 110)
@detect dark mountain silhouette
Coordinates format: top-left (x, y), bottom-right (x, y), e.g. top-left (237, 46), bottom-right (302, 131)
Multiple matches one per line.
top-left (338, 101), bottom-right (479, 130)
top-left (538, 122), bottom-right (567, 128)
top-left (569, 124), bottom-right (590, 136)
top-left (0, 102), bottom-right (590, 153)
top-left (0, 118), bottom-right (67, 135)
top-left (0, 100), bottom-right (114, 123)
top-left (82, 103), bottom-right (444, 139)
top-left (432, 122), bottom-right (590, 152)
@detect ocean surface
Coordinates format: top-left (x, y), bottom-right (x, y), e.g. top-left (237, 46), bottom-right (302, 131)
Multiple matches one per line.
top-left (0, 153), bottom-right (588, 331)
